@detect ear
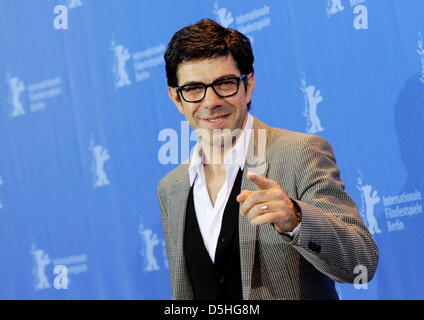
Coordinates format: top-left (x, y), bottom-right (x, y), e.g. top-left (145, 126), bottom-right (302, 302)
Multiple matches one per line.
top-left (168, 86), bottom-right (184, 114)
top-left (245, 73), bottom-right (256, 103)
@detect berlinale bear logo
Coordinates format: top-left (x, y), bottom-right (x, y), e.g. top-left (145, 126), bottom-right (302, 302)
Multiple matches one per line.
top-left (213, 2), bottom-right (234, 28)
top-left (301, 76), bottom-right (324, 134)
top-left (89, 139), bottom-right (111, 188)
top-left (357, 172), bottom-right (382, 235)
top-left (111, 41), bottom-right (132, 88)
top-left (6, 74), bottom-right (26, 118)
top-left (138, 223), bottom-right (161, 272)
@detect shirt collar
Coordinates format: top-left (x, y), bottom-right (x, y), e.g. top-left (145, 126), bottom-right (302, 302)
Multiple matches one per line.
top-left (188, 113), bottom-right (253, 186)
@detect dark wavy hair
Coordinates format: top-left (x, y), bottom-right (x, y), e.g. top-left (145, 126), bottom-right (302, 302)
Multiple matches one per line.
top-left (164, 18), bottom-right (254, 108)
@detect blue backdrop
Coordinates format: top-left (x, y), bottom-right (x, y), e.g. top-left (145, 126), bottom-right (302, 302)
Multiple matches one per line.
top-left (1, 0), bottom-right (423, 300)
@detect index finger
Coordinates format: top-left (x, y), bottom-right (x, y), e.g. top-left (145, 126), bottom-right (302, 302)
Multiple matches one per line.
top-left (247, 172), bottom-right (280, 190)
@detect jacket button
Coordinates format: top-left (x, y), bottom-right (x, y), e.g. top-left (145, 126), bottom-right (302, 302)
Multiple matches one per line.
top-left (314, 244), bottom-right (321, 253)
top-left (308, 241), bottom-right (321, 253)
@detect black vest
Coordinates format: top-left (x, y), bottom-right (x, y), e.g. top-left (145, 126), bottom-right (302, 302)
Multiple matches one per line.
top-left (184, 169), bottom-right (243, 300)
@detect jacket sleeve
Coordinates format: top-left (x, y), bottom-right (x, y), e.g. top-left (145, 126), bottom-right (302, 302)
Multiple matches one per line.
top-left (282, 135), bottom-right (379, 284)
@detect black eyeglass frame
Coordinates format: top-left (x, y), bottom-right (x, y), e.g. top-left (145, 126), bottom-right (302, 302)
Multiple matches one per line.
top-left (175, 74), bottom-right (247, 103)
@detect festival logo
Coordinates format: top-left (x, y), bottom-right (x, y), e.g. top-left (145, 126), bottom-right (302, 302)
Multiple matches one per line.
top-left (89, 138), bottom-right (111, 188)
top-left (111, 40), bottom-right (132, 89)
top-left (31, 245), bottom-right (51, 290)
top-left (301, 75), bottom-right (324, 134)
top-left (213, 2), bottom-right (234, 28)
top-left (383, 190), bottom-right (422, 232)
top-left (138, 222), bottom-right (161, 272)
top-left (417, 32), bottom-right (424, 84)
top-left (111, 37), bottom-right (165, 87)
top-left (27, 77), bottom-right (62, 112)
top-left (212, 3), bottom-right (271, 44)
top-left (357, 171), bottom-right (382, 235)
top-left (66, 0), bottom-right (83, 9)
top-left (327, 0), bottom-right (345, 16)
top-left (6, 74), bottom-right (26, 118)
top-left (5, 75), bottom-right (63, 117)
top-left (132, 44), bottom-right (165, 82)
top-left (357, 171), bottom-right (423, 233)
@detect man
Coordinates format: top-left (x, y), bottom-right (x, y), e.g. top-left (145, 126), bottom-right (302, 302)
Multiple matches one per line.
top-left (158, 18), bottom-right (378, 300)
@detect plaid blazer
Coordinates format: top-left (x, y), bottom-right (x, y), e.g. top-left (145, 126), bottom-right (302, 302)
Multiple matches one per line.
top-left (157, 116), bottom-right (379, 300)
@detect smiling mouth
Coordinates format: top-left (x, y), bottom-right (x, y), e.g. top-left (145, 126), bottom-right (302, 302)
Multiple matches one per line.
top-left (203, 114), bottom-right (230, 122)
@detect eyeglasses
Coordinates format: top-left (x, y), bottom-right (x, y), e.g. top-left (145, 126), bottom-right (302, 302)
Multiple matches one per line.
top-left (176, 74), bottom-right (247, 103)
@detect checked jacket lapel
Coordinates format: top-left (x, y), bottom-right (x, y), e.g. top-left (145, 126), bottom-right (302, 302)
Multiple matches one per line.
top-left (168, 164), bottom-right (194, 299)
top-left (239, 117), bottom-right (269, 300)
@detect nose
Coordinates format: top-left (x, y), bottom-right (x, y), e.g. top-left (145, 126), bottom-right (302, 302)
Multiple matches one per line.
top-left (202, 85), bottom-right (223, 109)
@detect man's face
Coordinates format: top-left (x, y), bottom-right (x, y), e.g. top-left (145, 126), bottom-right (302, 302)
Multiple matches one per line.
top-left (168, 55), bottom-right (255, 147)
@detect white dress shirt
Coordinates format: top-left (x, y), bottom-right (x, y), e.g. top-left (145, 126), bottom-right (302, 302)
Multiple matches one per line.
top-left (188, 114), bottom-right (300, 262)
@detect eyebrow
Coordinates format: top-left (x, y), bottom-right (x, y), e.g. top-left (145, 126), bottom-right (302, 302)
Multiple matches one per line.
top-left (180, 74), bottom-right (238, 87)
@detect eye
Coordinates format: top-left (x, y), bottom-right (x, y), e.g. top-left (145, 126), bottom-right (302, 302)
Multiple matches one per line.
top-left (215, 78), bottom-right (238, 88)
top-left (221, 80), bottom-right (235, 85)
top-left (182, 84), bottom-right (203, 92)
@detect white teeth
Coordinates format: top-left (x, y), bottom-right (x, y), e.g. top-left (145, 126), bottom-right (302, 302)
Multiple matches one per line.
top-left (208, 117), bottom-right (223, 122)
top-left (208, 116), bottom-right (225, 122)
